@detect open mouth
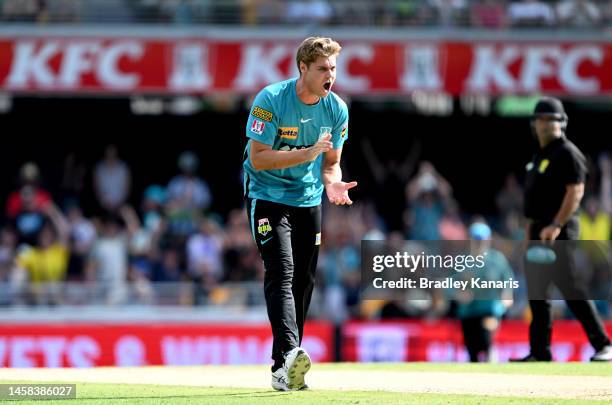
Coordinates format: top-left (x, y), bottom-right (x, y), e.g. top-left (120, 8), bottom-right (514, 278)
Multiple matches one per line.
top-left (323, 82), bottom-right (331, 91)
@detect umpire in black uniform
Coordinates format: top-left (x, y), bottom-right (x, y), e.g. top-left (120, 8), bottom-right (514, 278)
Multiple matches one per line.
top-left (513, 97), bottom-right (612, 362)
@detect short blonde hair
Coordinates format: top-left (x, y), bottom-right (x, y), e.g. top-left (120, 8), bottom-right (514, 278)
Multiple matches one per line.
top-left (296, 37), bottom-right (341, 74)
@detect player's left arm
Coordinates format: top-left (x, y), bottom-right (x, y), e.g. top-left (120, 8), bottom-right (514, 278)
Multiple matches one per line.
top-left (322, 147), bottom-right (357, 205)
top-left (540, 183), bottom-right (584, 241)
top-left (322, 100), bottom-right (357, 205)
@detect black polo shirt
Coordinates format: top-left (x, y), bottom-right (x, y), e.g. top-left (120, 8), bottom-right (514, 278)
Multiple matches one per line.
top-left (524, 136), bottom-right (587, 236)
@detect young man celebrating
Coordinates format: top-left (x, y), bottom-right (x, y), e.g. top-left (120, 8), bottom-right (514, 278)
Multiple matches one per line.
top-left (243, 37), bottom-right (356, 391)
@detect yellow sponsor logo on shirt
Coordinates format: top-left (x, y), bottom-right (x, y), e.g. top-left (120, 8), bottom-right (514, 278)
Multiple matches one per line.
top-left (251, 106), bottom-right (273, 122)
top-left (538, 159), bottom-right (550, 173)
top-left (278, 127), bottom-right (298, 139)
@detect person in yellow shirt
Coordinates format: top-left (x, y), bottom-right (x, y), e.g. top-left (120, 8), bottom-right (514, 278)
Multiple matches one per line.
top-left (15, 203), bottom-right (70, 305)
top-left (579, 196), bottom-right (611, 241)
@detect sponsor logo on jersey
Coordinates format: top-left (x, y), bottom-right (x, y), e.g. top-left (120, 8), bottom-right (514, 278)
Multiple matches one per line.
top-left (251, 106), bottom-right (273, 122)
top-left (278, 127), bottom-right (298, 140)
top-left (340, 124), bottom-right (347, 138)
top-left (315, 232), bottom-right (321, 245)
top-left (538, 159), bottom-right (550, 173)
top-left (258, 218), bottom-right (272, 236)
top-left (251, 119), bottom-right (265, 135)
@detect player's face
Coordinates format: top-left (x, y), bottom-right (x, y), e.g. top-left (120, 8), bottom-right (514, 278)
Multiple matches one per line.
top-left (302, 55), bottom-right (337, 98)
top-left (534, 115), bottom-right (563, 139)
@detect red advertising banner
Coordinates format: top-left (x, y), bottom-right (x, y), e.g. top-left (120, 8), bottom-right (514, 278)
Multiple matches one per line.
top-left (343, 320), bottom-right (612, 362)
top-left (0, 37), bottom-right (611, 96)
top-left (0, 322), bottom-right (333, 367)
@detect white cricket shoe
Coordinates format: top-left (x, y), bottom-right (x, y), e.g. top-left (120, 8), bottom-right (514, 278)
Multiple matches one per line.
top-left (283, 347), bottom-right (311, 390)
top-left (271, 367), bottom-right (290, 391)
top-left (591, 345), bottom-right (612, 361)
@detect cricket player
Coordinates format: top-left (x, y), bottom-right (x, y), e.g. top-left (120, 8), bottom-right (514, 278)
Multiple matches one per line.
top-left (243, 37), bottom-right (357, 390)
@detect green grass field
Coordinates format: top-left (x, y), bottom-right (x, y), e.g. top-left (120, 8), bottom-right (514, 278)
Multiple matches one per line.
top-left (1, 363), bottom-right (610, 404)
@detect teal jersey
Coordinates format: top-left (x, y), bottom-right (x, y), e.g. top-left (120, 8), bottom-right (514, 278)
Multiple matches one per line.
top-left (455, 249), bottom-right (515, 319)
top-left (243, 78), bottom-right (349, 207)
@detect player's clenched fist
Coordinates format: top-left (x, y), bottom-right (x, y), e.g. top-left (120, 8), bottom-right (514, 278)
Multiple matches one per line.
top-left (306, 133), bottom-right (332, 161)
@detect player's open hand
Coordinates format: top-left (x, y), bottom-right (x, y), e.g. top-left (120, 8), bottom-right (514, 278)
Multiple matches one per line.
top-left (325, 181), bottom-right (358, 205)
top-left (307, 133), bottom-right (333, 161)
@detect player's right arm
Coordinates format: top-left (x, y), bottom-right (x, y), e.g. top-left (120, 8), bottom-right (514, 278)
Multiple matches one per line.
top-left (246, 88), bottom-right (331, 171)
top-left (250, 135), bottom-right (332, 171)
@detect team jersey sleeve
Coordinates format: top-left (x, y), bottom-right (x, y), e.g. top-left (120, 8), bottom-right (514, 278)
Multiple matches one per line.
top-left (246, 90), bottom-right (277, 146)
top-left (331, 99), bottom-right (349, 149)
top-left (558, 146), bottom-right (587, 185)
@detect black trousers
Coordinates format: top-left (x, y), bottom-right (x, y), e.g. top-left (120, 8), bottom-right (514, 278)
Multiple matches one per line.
top-left (526, 222), bottom-right (610, 359)
top-left (461, 317), bottom-right (493, 362)
top-left (246, 198), bottom-right (321, 368)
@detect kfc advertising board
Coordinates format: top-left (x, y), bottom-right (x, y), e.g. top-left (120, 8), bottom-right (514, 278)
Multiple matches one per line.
top-left (0, 37), bottom-right (610, 96)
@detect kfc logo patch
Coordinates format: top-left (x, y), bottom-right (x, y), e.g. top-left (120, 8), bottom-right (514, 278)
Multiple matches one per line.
top-left (251, 119), bottom-right (265, 135)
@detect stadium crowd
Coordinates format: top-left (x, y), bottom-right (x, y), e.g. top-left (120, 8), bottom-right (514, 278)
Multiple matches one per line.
top-left (1, 0), bottom-right (612, 29)
top-left (0, 143), bottom-right (609, 324)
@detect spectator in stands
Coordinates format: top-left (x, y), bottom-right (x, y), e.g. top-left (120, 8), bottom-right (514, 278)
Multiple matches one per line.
top-left (141, 185), bottom-right (167, 235)
top-left (79, 0), bottom-right (132, 23)
top-left (284, 0), bottom-right (333, 25)
top-left (14, 203), bottom-right (70, 306)
top-left (94, 145), bottom-right (131, 214)
top-left (166, 151), bottom-right (212, 236)
top-left (471, 0), bottom-right (508, 28)
top-left (161, 0), bottom-right (194, 24)
top-left (427, 0), bottom-right (469, 27)
top-left (579, 196), bottom-right (611, 240)
top-left (579, 154), bottom-right (611, 240)
top-left (0, 227), bottom-right (18, 305)
top-left (496, 174), bottom-right (524, 218)
top-left (243, 0), bottom-right (284, 24)
top-left (6, 163), bottom-right (54, 246)
top-left (507, 0), bottom-right (555, 27)
top-left (153, 247), bottom-right (184, 282)
top-left (600, 153), bottom-right (612, 212)
top-left (361, 136), bottom-right (420, 232)
top-left (47, 0), bottom-right (80, 22)
top-left (319, 218), bottom-right (361, 323)
top-left (1, 0), bottom-right (47, 22)
top-left (86, 206), bottom-right (138, 305)
top-left (131, 0), bottom-right (162, 21)
top-left (438, 200), bottom-right (468, 240)
top-left (332, 0), bottom-right (373, 26)
top-left (384, 0), bottom-right (428, 26)
top-left (556, 0), bottom-right (601, 28)
top-left (186, 217), bottom-right (224, 283)
top-left (604, 0), bottom-right (612, 28)
top-left (404, 161), bottom-right (452, 240)
top-left (60, 152), bottom-right (86, 207)
top-left (65, 201), bottom-right (96, 281)
top-left (223, 208), bottom-right (262, 281)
